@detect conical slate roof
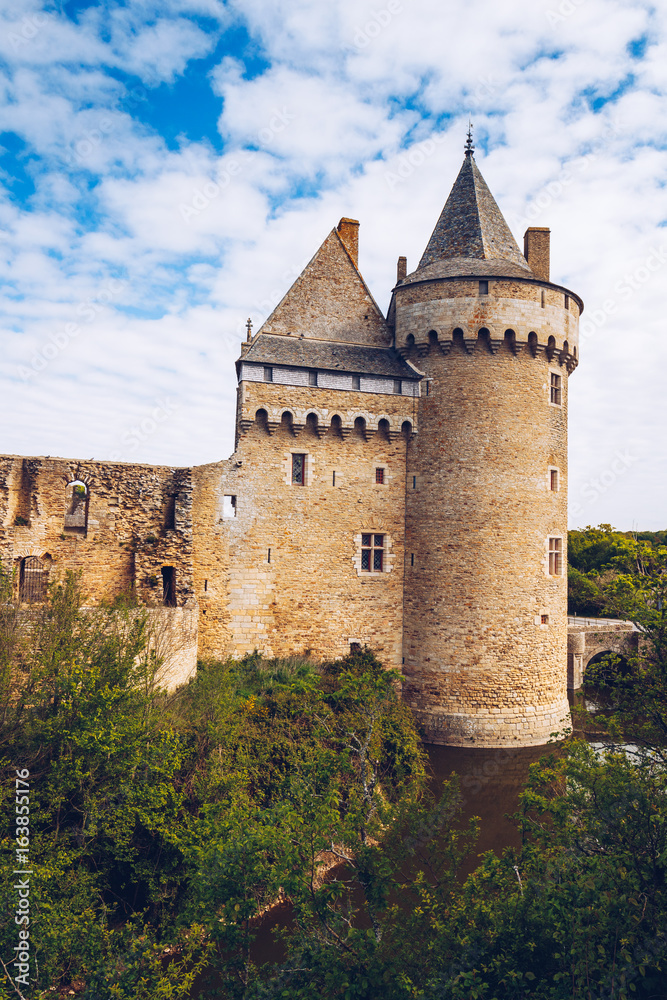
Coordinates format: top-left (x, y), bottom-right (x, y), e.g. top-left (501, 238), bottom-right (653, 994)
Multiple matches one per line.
top-left (416, 151), bottom-right (531, 275)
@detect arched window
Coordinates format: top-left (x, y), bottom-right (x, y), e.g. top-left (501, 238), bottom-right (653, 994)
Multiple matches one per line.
top-left (330, 414), bottom-right (343, 437)
top-left (64, 480), bottom-right (88, 531)
top-left (354, 416), bottom-right (366, 439)
top-left (19, 556), bottom-right (46, 603)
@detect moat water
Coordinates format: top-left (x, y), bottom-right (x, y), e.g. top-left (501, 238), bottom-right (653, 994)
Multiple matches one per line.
top-left (245, 741), bottom-right (553, 967)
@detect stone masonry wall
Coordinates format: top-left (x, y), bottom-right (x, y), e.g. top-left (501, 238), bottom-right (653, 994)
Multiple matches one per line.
top-left (0, 457), bottom-right (197, 687)
top-left (398, 275), bottom-right (577, 746)
top-left (192, 382), bottom-right (418, 666)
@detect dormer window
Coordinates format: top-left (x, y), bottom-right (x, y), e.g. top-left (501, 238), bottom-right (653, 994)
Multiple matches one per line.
top-left (479, 280), bottom-right (488, 295)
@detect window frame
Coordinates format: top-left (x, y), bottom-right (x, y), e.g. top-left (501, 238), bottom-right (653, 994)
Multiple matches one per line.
top-left (548, 467), bottom-right (559, 492)
top-left (549, 371), bottom-right (562, 407)
top-left (361, 532), bottom-right (385, 573)
top-left (548, 537), bottom-right (563, 576)
top-left (292, 452), bottom-right (306, 486)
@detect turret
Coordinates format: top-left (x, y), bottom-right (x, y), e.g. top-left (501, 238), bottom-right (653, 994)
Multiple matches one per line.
top-left (394, 130), bottom-right (582, 746)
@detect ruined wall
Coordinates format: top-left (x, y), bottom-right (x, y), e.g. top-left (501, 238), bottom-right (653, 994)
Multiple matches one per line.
top-left (192, 381), bottom-right (418, 666)
top-left (0, 457), bottom-right (197, 686)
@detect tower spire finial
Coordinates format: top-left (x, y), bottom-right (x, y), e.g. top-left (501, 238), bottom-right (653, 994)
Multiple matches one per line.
top-left (465, 119), bottom-right (474, 157)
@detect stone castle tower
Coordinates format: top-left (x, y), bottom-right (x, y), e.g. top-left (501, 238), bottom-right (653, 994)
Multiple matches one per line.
top-left (394, 135), bottom-right (581, 744)
top-left (0, 137), bottom-right (582, 747)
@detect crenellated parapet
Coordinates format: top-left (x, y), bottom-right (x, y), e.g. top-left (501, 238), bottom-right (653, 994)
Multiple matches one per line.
top-left (394, 281), bottom-right (580, 373)
top-left (238, 403), bottom-right (416, 441)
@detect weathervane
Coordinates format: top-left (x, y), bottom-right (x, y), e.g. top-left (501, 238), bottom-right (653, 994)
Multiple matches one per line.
top-left (465, 119), bottom-right (474, 157)
top-left (246, 317), bottom-right (253, 342)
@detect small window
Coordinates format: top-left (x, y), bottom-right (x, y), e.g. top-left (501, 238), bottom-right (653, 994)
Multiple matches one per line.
top-left (332, 471), bottom-right (336, 486)
top-left (549, 469), bottom-right (559, 491)
top-left (541, 290), bottom-right (546, 308)
top-left (64, 479), bottom-right (88, 531)
top-left (375, 468), bottom-right (385, 484)
top-left (223, 495), bottom-right (236, 517)
top-left (292, 453), bottom-right (306, 485)
top-left (548, 538), bottom-right (562, 576)
top-left (541, 614), bottom-right (549, 625)
top-left (564, 294), bottom-right (569, 310)
top-left (411, 553), bottom-right (414, 566)
top-left (264, 366), bottom-right (273, 382)
top-left (268, 548), bottom-right (271, 563)
top-left (350, 642), bottom-right (361, 654)
top-left (361, 533), bottom-right (385, 572)
top-left (19, 556), bottom-right (46, 604)
top-left (162, 566), bottom-right (177, 606)
top-left (393, 379), bottom-right (402, 394)
top-left (479, 280), bottom-right (488, 295)
top-left (352, 374), bottom-right (361, 390)
top-left (550, 372), bottom-right (562, 405)
top-left (309, 370), bottom-right (318, 386)
top-left (426, 381), bottom-right (430, 396)
top-left (412, 476), bottom-right (417, 489)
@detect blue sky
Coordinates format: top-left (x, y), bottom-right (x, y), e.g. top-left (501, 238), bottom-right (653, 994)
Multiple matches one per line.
top-left (0, 0), bottom-right (666, 528)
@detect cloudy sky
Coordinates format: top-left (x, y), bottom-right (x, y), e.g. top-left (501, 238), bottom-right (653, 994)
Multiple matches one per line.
top-left (0, 0), bottom-right (665, 529)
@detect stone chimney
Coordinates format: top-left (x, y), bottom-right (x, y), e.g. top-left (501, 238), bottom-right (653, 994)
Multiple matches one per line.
top-left (397, 256), bottom-right (407, 283)
top-left (337, 218), bottom-right (359, 267)
top-left (523, 227), bottom-right (550, 282)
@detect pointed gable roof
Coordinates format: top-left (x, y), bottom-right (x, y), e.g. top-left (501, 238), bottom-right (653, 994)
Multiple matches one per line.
top-left (256, 223), bottom-right (391, 347)
top-left (415, 152), bottom-right (532, 278)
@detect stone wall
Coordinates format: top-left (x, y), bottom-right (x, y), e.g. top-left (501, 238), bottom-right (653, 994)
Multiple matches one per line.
top-left (397, 275), bottom-right (578, 746)
top-left (192, 380), bottom-right (418, 666)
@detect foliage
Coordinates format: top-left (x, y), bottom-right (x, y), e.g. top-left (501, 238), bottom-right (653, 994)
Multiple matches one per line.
top-left (567, 523), bottom-right (667, 617)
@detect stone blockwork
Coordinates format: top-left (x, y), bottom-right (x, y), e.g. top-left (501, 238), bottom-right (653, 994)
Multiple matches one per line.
top-left (0, 454), bottom-right (196, 624)
top-left (396, 268), bottom-right (577, 746)
top-left (192, 381), bottom-right (417, 667)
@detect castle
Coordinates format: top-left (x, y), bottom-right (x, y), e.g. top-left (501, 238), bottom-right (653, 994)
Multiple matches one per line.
top-left (0, 136), bottom-right (582, 747)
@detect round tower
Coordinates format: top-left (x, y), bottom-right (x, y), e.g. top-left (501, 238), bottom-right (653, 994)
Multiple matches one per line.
top-left (395, 136), bottom-right (581, 746)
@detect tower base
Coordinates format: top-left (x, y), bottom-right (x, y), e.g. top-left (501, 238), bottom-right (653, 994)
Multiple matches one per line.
top-left (411, 699), bottom-right (572, 748)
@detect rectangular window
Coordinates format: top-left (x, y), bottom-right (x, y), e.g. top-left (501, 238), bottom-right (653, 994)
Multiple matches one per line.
top-left (375, 468), bottom-right (385, 484)
top-left (426, 381), bottom-right (430, 395)
top-left (550, 372), bottom-right (562, 405)
top-left (479, 280), bottom-right (488, 295)
top-left (549, 469), bottom-right (558, 491)
top-left (393, 379), bottom-right (402, 394)
top-left (162, 566), bottom-right (176, 607)
top-left (264, 366), bottom-right (273, 382)
top-left (541, 614), bottom-right (549, 625)
top-left (548, 537), bottom-right (562, 576)
top-left (332, 470), bottom-right (336, 486)
top-left (541, 290), bottom-right (546, 308)
top-left (352, 374), bottom-right (360, 390)
top-left (564, 294), bottom-right (569, 310)
top-left (411, 553), bottom-right (414, 566)
top-left (222, 494), bottom-right (236, 517)
top-left (412, 476), bottom-right (417, 489)
top-left (292, 453), bottom-right (306, 485)
top-left (361, 533), bottom-right (385, 573)
top-left (309, 370), bottom-right (318, 386)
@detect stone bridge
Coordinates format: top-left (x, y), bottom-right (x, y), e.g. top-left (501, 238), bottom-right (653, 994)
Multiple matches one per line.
top-left (567, 616), bottom-right (640, 689)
